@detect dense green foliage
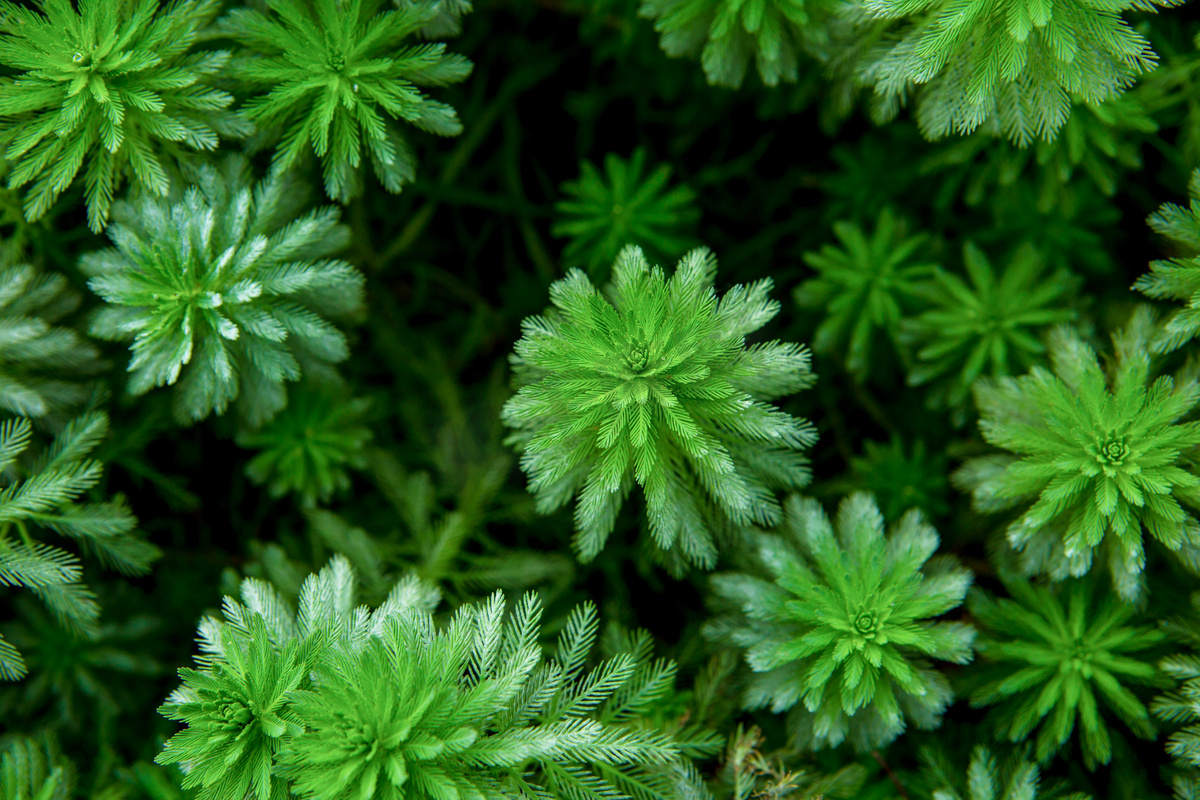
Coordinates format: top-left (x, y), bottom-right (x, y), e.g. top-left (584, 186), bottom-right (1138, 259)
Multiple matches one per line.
top-left (157, 557), bottom-right (699, 800)
top-left (220, 0), bottom-right (473, 203)
top-left (954, 309), bottom-right (1200, 601)
top-left (966, 573), bottom-right (1166, 769)
top-left (553, 149), bottom-right (699, 279)
top-left (4, 0), bottom-right (1200, 798)
top-left (82, 154), bottom-right (365, 427)
top-left (0, 0), bottom-right (242, 232)
top-left (705, 493), bottom-right (974, 753)
top-left (0, 412), bottom-right (155, 683)
top-left (502, 245), bottom-right (816, 571)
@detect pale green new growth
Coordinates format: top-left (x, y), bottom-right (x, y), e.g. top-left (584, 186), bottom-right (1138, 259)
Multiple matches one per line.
top-left (1135, 169), bottom-right (1200, 353)
top-left (0, 242), bottom-right (105, 421)
top-left (954, 308), bottom-right (1200, 601)
top-left (638, 0), bottom-right (828, 87)
top-left (81, 155), bottom-right (365, 427)
top-left (0, 0), bottom-right (243, 231)
top-left (502, 245), bottom-right (817, 572)
top-left (919, 744), bottom-right (1091, 800)
top-left (0, 412), bottom-right (155, 683)
top-left (858, 0), bottom-right (1178, 144)
top-left (968, 574), bottom-right (1165, 770)
top-left (221, 0), bottom-right (473, 203)
top-left (704, 493), bottom-right (975, 752)
top-left (158, 556), bottom-right (689, 800)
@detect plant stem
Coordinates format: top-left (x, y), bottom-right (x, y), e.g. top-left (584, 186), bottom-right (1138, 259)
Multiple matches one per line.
top-left (871, 749), bottom-right (908, 799)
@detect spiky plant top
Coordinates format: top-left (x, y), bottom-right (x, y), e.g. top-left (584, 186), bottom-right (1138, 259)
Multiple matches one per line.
top-left (967, 573), bottom-right (1166, 770)
top-left (158, 556), bottom-right (687, 800)
top-left (916, 743), bottom-right (1092, 800)
top-left (220, 0), bottom-right (473, 203)
top-left (796, 207), bottom-right (936, 381)
top-left (704, 493), bottom-right (975, 753)
top-left (0, 0), bottom-right (243, 232)
top-left (81, 154), bottom-right (365, 428)
top-left (901, 242), bottom-right (1079, 423)
top-left (553, 149), bottom-right (699, 280)
top-left (236, 380), bottom-right (372, 506)
top-left (953, 308), bottom-right (1200, 602)
top-left (859, 0), bottom-right (1176, 145)
top-left (0, 733), bottom-right (74, 800)
top-left (1135, 168), bottom-right (1200, 353)
top-left (501, 244), bottom-right (817, 572)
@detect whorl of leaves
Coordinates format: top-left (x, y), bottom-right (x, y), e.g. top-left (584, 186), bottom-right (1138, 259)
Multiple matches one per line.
top-left (858, 0), bottom-right (1178, 145)
top-left (157, 556), bottom-right (692, 800)
top-left (967, 573), bottom-right (1166, 770)
top-left (0, 0), bottom-right (244, 231)
top-left (954, 308), bottom-right (1200, 602)
top-left (0, 412), bottom-right (155, 683)
top-left (81, 154), bottom-right (365, 428)
top-left (502, 244), bottom-right (817, 572)
top-left (704, 493), bottom-right (975, 753)
top-left (638, 0), bottom-right (829, 88)
top-left (236, 381), bottom-right (372, 507)
top-left (900, 242), bottom-right (1079, 422)
top-left (553, 148), bottom-right (699, 280)
top-left (796, 207), bottom-right (936, 380)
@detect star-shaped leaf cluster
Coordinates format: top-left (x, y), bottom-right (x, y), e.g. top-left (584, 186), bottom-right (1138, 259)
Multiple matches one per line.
top-left (502, 244), bottom-right (817, 572)
top-left (901, 242), bottom-right (1079, 421)
top-left (705, 493), bottom-right (975, 753)
top-left (82, 154), bottom-right (365, 427)
top-left (553, 148), bottom-right (699, 281)
top-left (967, 573), bottom-right (1166, 770)
top-left (638, 0), bottom-right (830, 88)
top-left (859, 0), bottom-right (1178, 145)
top-left (953, 308), bottom-right (1200, 601)
top-left (221, 0), bottom-right (473, 203)
top-left (237, 380), bottom-right (372, 507)
top-left (796, 208), bottom-right (936, 381)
